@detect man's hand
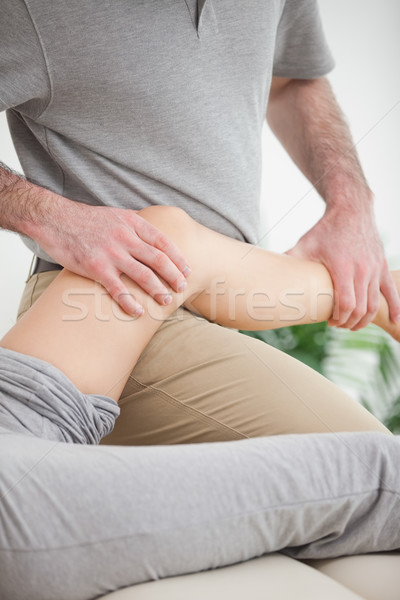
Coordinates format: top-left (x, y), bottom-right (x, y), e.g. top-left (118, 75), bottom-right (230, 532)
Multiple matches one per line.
top-left (286, 205), bottom-right (400, 330)
top-left (32, 197), bottom-right (191, 316)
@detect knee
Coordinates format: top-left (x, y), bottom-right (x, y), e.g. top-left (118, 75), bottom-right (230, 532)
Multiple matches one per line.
top-left (137, 205), bottom-right (196, 249)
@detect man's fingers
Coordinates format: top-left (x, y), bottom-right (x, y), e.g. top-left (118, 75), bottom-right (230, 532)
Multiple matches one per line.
top-left (380, 271), bottom-right (400, 324)
top-left (132, 214), bottom-right (190, 277)
top-left (101, 260), bottom-right (177, 316)
top-left (85, 251), bottom-right (174, 309)
top-left (327, 263), bottom-right (356, 327)
top-left (328, 281), bottom-right (357, 328)
top-left (350, 279), bottom-right (381, 331)
top-left (128, 240), bottom-right (188, 294)
top-left (101, 274), bottom-right (144, 317)
top-left (340, 275), bottom-right (371, 330)
top-left (121, 259), bottom-right (176, 306)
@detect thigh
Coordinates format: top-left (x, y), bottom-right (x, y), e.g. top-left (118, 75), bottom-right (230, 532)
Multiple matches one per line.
top-left (102, 309), bottom-right (387, 446)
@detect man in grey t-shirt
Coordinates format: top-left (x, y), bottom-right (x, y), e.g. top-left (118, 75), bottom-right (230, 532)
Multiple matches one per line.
top-left (0, 1), bottom-right (398, 443)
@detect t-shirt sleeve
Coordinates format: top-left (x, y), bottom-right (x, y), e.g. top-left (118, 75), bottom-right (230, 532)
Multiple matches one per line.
top-left (273, 0), bottom-right (335, 79)
top-left (0, 0), bottom-right (51, 116)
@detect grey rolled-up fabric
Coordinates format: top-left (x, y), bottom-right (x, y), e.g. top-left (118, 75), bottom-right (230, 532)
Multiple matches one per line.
top-left (0, 347), bottom-right (119, 444)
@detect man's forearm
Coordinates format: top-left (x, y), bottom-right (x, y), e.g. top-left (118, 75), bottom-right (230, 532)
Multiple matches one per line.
top-left (0, 162), bottom-right (54, 237)
top-left (266, 77), bottom-right (373, 211)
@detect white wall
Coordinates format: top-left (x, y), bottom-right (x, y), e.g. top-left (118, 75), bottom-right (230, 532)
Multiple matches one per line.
top-left (1, 0), bottom-right (400, 338)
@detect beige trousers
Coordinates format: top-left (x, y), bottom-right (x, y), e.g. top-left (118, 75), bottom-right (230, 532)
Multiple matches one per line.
top-left (18, 271), bottom-right (388, 447)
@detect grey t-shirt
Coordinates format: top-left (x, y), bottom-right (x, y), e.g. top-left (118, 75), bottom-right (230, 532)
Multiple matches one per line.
top-left (0, 0), bottom-right (334, 259)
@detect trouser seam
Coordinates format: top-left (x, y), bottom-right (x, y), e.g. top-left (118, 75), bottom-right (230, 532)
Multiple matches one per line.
top-left (126, 375), bottom-right (249, 440)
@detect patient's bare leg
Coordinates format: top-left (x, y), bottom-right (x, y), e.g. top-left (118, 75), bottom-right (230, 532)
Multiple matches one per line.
top-left (1, 206), bottom-right (398, 402)
top-left (141, 206), bottom-right (400, 340)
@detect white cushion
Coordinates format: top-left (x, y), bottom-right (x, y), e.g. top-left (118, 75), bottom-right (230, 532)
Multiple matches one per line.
top-left (101, 554), bottom-right (365, 600)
